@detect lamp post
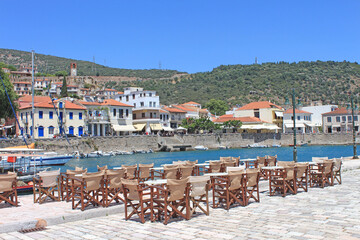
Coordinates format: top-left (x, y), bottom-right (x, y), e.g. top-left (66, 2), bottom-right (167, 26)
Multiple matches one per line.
top-left (347, 95), bottom-right (358, 159)
top-left (285, 88), bottom-right (300, 162)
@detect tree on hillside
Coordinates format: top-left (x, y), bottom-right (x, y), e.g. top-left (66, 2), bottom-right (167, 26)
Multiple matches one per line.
top-left (60, 76), bottom-right (68, 97)
top-left (205, 99), bottom-right (229, 116)
top-left (55, 70), bottom-right (68, 77)
top-left (0, 69), bottom-right (18, 119)
top-left (223, 120), bottom-right (242, 132)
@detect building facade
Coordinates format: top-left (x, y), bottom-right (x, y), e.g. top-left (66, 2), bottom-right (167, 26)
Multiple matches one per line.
top-left (322, 108), bottom-right (360, 133)
top-left (283, 109), bottom-right (314, 133)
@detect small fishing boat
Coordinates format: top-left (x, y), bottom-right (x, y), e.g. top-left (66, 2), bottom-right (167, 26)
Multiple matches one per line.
top-left (87, 151), bottom-right (103, 158)
top-left (194, 145), bottom-right (208, 151)
top-left (248, 143), bottom-right (268, 148)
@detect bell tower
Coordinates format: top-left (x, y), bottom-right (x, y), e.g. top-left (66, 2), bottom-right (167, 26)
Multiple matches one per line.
top-left (70, 63), bottom-right (77, 76)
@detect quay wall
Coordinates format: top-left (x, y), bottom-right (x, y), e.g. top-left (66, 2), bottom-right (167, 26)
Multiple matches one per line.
top-left (0, 133), bottom-right (356, 154)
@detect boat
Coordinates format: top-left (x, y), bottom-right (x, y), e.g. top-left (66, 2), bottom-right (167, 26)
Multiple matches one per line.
top-left (31, 152), bottom-right (73, 166)
top-left (272, 144), bottom-right (281, 148)
top-left (248, 143), bottom-right (268, 148)
top-left (218, 146), bottom-right (230, 149)
top-left (289, 143), bottom-right (308, 147)
top-left (87, 151), bottom-right (103, 158)
top-left (194, 145), bottom-right (208, 151)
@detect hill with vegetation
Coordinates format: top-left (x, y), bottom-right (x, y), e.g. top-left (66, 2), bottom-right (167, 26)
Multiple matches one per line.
top-left (106, 61), bottom-right (360, 107)
top-left (0, 48), bottom-right (185, 79)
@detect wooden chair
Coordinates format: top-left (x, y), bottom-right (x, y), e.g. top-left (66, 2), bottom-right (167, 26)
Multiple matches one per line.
top-left (295, 163), bottom-right (309, 192)
top-left (179, 166), bottom-right (194, 179)
top-left (332, 158), bottom-right (342, 184)
top-left (269, 165), bottom-right (296, 197)
top-left (0, 172), bottom-right (18, 207)
top-left (244, 169), bottom-right (260, 205)
top-left (208, 161), bottom-right (221, 173)
top-left (152, 178), bottom-right (190, 225)
top-left (310, 160), bottom-right (333, 188)
top-left (226, 166), bottom-right (245, 174)
top-left (232, 157), bottom-right (240, 166)
top-left (71, 171), bottom-right (105, 211)
top-left (122, 179), bottom-right (152, 223)
top-left (213, 172), bottom-right (246, 209)
top-left (266, 155), bottom-right (277, 166)
top-left (122, 165), bottom-right (137, 179)
top-left (138, 164), bottom-right (154, 181)
top-left (312, 157), bottom-right (328, 163)
top-left (60, 168), bottom-right (87, 201)
top-left (220, 157), bottom-right (232, 162)
top-left (189, 176), bottom-right (210, 217)
top-left (256, 156), bottom-right (267, 179)
top-left (163, 165), bottom-right (179, 179)
top-left (97, 165), bottom-right (108, 171)
top-left (33, 169), bottom-right (61, 204)
top-left (104, 169), bottom-right (126, 207)
top-left (221, 160), bottom-right (237, 172)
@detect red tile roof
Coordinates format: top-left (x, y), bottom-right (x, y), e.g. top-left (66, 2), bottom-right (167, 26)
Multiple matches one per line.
top-left (160, 109), bottom-right (169, 113)
top-left (102, 99), bottom-right (133, 107)
top-left (183, 101), bottom-right (200, 105)
top-left (79, 101), bottom-right (102, 106)
top-left (237, 101), bottom-right (283, 110)
top-left (20, 100), bottom-right (86, 110)
top-left (14, 81), bottom-right (31, 85)
top-left (117, 91), bottom-right (124, 94)
top-left (172, 105), bottom-right (196, 112)
top-left (322, 108), bottom-right (355, 115)
top-left (284, 109), bottom-right (311, 114)
top-left (105, 88), bottom-right (117, 91)
top-left (18, 95), bottom-right (51, 103)
top-left (213, 115), bottom-right (263, 123)
top-left (163, 107), bottom-right (187, 113)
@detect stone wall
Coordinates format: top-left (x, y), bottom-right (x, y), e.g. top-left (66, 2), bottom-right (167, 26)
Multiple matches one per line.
top-left (0, 133), bottom-right (356, 154)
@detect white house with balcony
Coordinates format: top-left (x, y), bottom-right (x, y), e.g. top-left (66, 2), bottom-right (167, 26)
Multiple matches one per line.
top-left (115, 87), bottom-right (161, 134)
top-left (50, 82), bottom-right (79, 96)
top-left (162, 106), bottom-right (187, 129)
top-left (322, 107), bottom-right (360, 133)
top-left (283, 109), bottom-right (314, 133)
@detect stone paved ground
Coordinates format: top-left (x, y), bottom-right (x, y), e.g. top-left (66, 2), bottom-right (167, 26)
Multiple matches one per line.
top-left (1, 167), bottom-right (359, 240)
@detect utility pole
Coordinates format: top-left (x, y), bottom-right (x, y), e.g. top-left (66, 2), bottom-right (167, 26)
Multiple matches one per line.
top-left (351, 96), bottom-right (358, 159)
top-left (292, 88), bottom-right (297, 162)
top-left (31, 50), bottom-right (35, 142)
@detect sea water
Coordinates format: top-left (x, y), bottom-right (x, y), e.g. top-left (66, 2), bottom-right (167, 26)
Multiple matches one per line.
top-left (52, 145), bottom-right (358, 173)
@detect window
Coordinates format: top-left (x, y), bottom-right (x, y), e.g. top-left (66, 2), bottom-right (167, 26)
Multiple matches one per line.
top-left (254, 109), bottom-right (260, 118)
top-left (297, 116), bottom-right (300, 120)
top-left (69, 126), bottom-right (74, 135)
top-left (336, 116), bottom-right (340, 122)
top-left (140, 93), bottom-right (142, 97)
top-left (142, 113), bottom-right (146, 118)
top-left (134, 103), bottom-right (136, 108)
top-left (59, 102), bottom-right (63, 108)
top-left (119, 109), bottom-right (124, 118)
top-left (150, 113), bottom-right (153, 118)
top-left (38, 126), bottom-right (44, 137)
top-left (133, 113), bottom-right (136, 119)
top-left (79, 112), bottom-right (82, 120)
top-left (348, 116), bottom-right (352, 122)
top-left (142, 102), bottom-right (145, 107)
top-left (59, 112), bottom-right (63, 121)
top-left (126, 109), bottom-right (129, 117)
top-left (291, 116), bottom-right (294, 120)
top-left (149, 93), bottom-right (152, 97)
top-left (154, 113), bottom-right (157, 118)
top-left (342, 116), bottom-right (346, 122)
top-left (39, 111), bottom-right (43, 119)
top-left (48, 126), bottom-right (54, 135)
top-left (126, 96), bottom-right (129, 101)
top-left (69, 112), bottom-right (73, 120)
top-left (133, 94), bottom-right (135, 99)
top-left (354, 116), bottom-right (358, 121)
top-left (113, 108), bottom-right (116, 117)
top-left (78, 126), bottom-right (83, 136)
top-left (153, 102), bottom-right (156, 107)
top-left (327, 117), bottom-right (332, 122)
top-left (49, 111), bottom-right (53, 119)
top-left (160, 115), bottom-right (163, 120)
top-left (21, 113), bottom-right (23, 120)
top-left (166, 114), bottom-right (169, 120)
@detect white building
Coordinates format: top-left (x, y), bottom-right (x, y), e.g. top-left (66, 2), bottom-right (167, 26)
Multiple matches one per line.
top-left (322, 108), bottom-right (360, 133)
top-left (301, 105), bottom-right (338, 129)
top-left (18, 99), bottom-right (86, 138)
top-left (283, 109), bottom-right (314, 133)
top-left (115, 87), bottom-right (161, 134)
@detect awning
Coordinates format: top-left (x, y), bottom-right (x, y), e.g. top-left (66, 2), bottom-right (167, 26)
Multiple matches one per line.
top-left (133, 123), bottom-right (146, 131)
top-left (176, 127), bottom-right (187, 131)
top-left (240, 124), bottom-right (264, 129)
top-left (162, 126), bottom-right (174, 131)
top-left (275, 111), bottom-right (283, 117)
top-left (150, 123), bottom-right (162, 131)
top-left (305, 123), bottom-right (317, 127)
top-left (284, 123), bottom-right (305, 128)
top-left (3, 125), bottom-right (14, 129)
top-left (113, 125), bottom-right (136, 132)
top-left (264, 125), bottom-right (281, 130)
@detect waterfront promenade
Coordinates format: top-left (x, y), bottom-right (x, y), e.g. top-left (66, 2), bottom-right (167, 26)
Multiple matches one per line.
top-left (0, 160), bottom-right (359, 240)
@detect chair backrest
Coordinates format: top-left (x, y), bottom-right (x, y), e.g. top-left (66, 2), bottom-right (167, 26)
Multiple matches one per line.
top-left (75, 167), bottom-right (83, 171)
top-left (257, 156), bottom-right (266, 165)
top-left (332, 158), bottom-right (342, 172)
top-left (227, 166), bottom-right (245, 174)
top-left (138, 163), bottom-right (154, 179)
top-left (232, 157), bottom-right (240, 166)
top-left (66, 168), bottom-right (87, 177)
top-left (39, 169), bottom-right (60, 188)
top-left (222, 160), bottom-right (236, 168)
top-left (323, 160), bottom-right (333, 174)
top-left (189, 175), bottom-right (210, 197)
top-left (164, 166), bottom-right (179, 179)
top-left (0, 172), bottom-right (17, 192)
top-left (106, 169), bottom-right (126, 188)
top-left (266, 155), bottom-right (277, 166)
top-left (228, 172), bottom-right (244, 190)
top-left (173, 161), bottom-right (187, 165)
top-left (122, 178), bottom-right (140, 200)
top-left (97, 165), bottom-right (108, 171)
top-left (312, 157), bottom-right (328, 163)
top-left (294, 163), bottom-right (308, 177)
top-left (122, 165), bottom-right (137, 179)
top-left (284, 167), bottom-right (295, 180)
top-left (277, 161), bottom-right (294, 167)
top-left (82, 171), bottom-right (105, 191)
top-left (209, 161), bottom-right (222, 173)
top-left (167, 178), bottom-right (189, 201)
top-left (220, 157), bottom-right (232, 162)
top-left (245, 169), bottom-right (259, 187)
top-left (179, 166), bottom-right (194, 179)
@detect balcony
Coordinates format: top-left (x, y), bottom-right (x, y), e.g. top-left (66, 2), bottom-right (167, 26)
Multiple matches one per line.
top-left (133, 106), bottom-right (160, 111)
top-left (133, 117), bottom-right (160, 123)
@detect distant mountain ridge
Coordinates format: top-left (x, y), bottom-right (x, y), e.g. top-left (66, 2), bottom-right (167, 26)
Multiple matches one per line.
top-left (0, 48), bottom-right (185, 79)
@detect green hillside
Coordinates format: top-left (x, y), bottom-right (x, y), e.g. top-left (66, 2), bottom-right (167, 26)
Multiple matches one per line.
top-left (107, 61), bottom-right (360, 106)
top-left (0, 48), bottom-right (184, 79)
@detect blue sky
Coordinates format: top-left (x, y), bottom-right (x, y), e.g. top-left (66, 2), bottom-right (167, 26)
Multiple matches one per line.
top-left (1, 0), bottom-right (359, 73)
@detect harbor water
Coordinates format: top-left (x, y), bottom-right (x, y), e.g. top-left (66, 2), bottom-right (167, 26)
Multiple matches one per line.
top-left (53, 145), bottom-right (358, 173)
